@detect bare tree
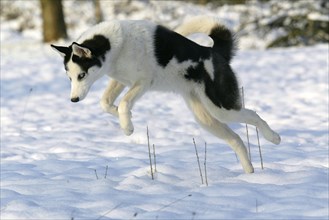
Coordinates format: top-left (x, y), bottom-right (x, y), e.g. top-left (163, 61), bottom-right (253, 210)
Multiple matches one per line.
top-left (93, 0), bottom-right (103, 24)
top-left (40, 0), bottom-right (67, 42)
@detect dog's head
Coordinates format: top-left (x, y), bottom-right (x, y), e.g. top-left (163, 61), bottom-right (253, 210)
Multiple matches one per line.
top-left (51, 35), bottom-right (110, 102)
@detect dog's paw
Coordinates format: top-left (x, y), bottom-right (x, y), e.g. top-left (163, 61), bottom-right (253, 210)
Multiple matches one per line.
top-left (119, 113), bottom-right (134, 136)
top-left (264, 129), bottom-right (281, 145)
top-left (241, 159), bottom-right (254, 174)
top-left (244, 165), bottom-right (254, 174)
top-left (122, 121), bottom-right (134, 136)
top-left (271, 132), bottom-right (281, 145)
top-left (123, 126), bottom-right (134, 136)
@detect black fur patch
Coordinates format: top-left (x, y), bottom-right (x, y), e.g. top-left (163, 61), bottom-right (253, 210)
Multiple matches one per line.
top-left (205, 53), bottom-right (241, 110)
top-left (209, 25), bottom-right (237, 63)
top-left (184, 57), bottom-right (241, 110)
top-left (70, 35), bottom-right (111, 72)
top-left (71, 54), bottom-right (101, 73)
top-left (154, 25), bottom-right (211, 67)
top-left (61, 35), bottom-right (111, 72)
top-left (185, 62), bottom-right (207, 83)
top-left (80, 35), bottom-right (111, 61)
top-left (63, 46), bottom-right (72, 71)
top-left (153, 25), bottom-right (240, 110)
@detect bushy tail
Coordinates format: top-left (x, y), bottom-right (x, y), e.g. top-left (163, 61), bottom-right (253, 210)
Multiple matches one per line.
top-left (175, 16), bottom-right (237, 63)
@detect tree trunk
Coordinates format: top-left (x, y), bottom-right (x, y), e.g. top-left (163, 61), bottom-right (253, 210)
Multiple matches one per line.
top-left (40, 0), bottom-right (67, 42)
top-left (93, 0), bottom-right (103, 24)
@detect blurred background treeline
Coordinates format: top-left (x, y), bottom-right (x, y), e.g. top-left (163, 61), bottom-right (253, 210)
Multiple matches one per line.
top-left (1, 0), bottom-right (328, 49)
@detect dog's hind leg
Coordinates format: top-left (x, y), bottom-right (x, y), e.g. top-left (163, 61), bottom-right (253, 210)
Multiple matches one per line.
top-left (118, 81), bottom-right (149, 136)
top-left (199, 92), bottom-right (281, 145)
top-left (100, 79), bottom-right (125, 117)
top-left (185, 92), bottom-right (254, 173)
top-left (215, 108), bottom-right (280, 145)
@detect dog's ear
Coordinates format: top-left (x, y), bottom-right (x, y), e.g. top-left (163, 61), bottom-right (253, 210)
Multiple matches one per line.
top-left (72, 43), bottom-right (92, 58)
top-left (51, 44), bottom-right (70, 57)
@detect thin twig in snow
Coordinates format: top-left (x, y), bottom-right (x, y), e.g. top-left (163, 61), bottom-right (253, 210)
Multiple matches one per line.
top-left (152, 144), bottom-right (157, 172)
top-left (256, 127), bottom-right (264, 169)
top-left (156, 194), bottom-right (192, 212)
top-left (96, 203), bottom-right (123, 220)
top-left (133, 194), bottom-right (192, 218)
top-left (94, 169), bottom-right (99, 180)
top-left (193, 138), bottom-right (204, 185)
top-left (147, 126), bottom-right (154, 180)
top-left (241, 87), bottom-right (251, 160)
top-left (204, 142), bottom-right (208, 186)
top-left (104, 165), bottom-right (108, 179)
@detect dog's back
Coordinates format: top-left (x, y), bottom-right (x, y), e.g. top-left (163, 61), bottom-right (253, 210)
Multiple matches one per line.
top-left (175, 16), bottom-right (241, 110)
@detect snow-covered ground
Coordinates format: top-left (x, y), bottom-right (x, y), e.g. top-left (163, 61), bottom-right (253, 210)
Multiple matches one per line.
top-left (1, 1), bottom-right (329, 220)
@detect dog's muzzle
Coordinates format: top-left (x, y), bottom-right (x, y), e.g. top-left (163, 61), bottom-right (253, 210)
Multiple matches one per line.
top-left (71, 97), bottom-right (80, 102)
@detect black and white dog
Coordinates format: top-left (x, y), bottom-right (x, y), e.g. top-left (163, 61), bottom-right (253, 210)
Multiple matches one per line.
top-left (51, 16), bottom-right (281, 173)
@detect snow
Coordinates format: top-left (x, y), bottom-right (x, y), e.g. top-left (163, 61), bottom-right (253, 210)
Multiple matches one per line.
top-left (308, 12), bottom-right (329, 22)
top-left (1, 1), bottom-right (329, 220)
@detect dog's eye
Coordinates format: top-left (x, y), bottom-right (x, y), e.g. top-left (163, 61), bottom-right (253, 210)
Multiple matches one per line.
top-left (78, 72), bottom-right (86, 81)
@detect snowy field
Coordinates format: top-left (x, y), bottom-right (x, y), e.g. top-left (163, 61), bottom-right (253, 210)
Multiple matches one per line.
top-left (1, 1), bottom-right (329, 220)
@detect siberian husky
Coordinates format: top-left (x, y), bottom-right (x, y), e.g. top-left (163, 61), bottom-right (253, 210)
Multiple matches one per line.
top-left (51, 16), bottom-right (281, 173)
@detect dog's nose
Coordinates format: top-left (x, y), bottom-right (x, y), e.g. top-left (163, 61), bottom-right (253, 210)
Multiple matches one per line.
top-left (71, 97), bottom-right (80, 102)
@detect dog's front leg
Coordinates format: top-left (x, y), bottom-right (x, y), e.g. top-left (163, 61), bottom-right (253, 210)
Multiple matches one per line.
top-left (118, 81), bottom-right (147, 136)
top-left (100, 79), bottom-right (125, 117)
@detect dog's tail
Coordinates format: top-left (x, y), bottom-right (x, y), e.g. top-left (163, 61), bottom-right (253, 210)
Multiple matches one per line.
top-left (175, 16), bottom-right (236, 63)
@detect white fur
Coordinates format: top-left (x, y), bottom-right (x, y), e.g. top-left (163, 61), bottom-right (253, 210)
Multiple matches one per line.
top-left (66, 55), bottom-right (102, 101)
top-left (53, 17), bottom-right (281, 173)
top-left (175, 16), bottom-right (222, 36)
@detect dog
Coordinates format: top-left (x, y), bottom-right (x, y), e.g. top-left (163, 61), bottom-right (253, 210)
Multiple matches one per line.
top-left (51, 16), bottom-right (281, 173)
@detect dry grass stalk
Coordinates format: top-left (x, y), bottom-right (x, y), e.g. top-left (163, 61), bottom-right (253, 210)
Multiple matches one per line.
top-left (193, 138), bottom-right (204, 185)
top-left (204, 142), bottom-right (208, 186)
top-left (147, 126), bottom-right (154, 180)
